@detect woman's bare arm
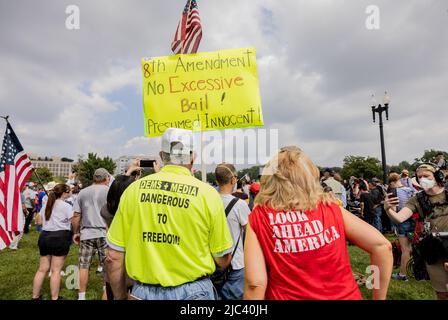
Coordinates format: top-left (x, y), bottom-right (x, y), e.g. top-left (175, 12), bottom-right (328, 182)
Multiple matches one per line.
top-left (243, 222), bottom-right (268, 300)
top-left (342, 208), bottom-right (393, 300)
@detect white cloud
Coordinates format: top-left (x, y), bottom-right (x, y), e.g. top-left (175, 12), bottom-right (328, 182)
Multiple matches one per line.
top-left (121, 136), bottom-right (161, 158)
top-left (0, 0), bottom-right (447, 170)
top-left (90, 66), bottom-right (140, 96)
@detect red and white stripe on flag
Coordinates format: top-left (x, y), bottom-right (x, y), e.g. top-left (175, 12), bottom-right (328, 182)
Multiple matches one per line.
top-left (0, 123), bottom-right (34, 250)
top-left (171, 0), bottom-right (202, 54)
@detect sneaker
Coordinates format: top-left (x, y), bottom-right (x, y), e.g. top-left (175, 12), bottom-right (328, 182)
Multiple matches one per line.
top-left (96, 266), bottom-right (103, 273)
top-left (392, 272), bottom-right (409, 281)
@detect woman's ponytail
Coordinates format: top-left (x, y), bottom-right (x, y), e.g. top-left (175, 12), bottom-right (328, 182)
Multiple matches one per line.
top-left (44, 192), bottom-right (56, 221)
top-left (44, 184), bottom-right (70, 221)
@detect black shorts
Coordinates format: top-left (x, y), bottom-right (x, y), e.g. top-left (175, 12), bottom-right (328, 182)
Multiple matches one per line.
top-left (38, 230), bottom-right (72, 257)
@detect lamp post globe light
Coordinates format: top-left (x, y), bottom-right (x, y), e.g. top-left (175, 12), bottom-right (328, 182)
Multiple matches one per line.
top-left (371, 92), bottom-right (391, 184)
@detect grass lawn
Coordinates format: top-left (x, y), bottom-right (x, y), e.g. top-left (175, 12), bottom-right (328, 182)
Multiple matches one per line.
top-left (0, 228), bottom-right (104, 300)
top-left (348, 243), bottom-right (436, 300)
top-left (0, 228), bottom-right (437, 300)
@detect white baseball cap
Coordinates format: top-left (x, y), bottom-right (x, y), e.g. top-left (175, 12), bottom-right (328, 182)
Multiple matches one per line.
top-left (161, 128), bottom-right (193, 156)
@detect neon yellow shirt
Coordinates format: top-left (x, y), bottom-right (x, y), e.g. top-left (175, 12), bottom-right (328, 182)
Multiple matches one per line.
top-left (107, 165), bottom-right (233, 286)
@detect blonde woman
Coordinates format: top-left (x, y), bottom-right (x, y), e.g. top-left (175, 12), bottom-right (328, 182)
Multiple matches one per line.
top-left (244, 146), bottom-right (393, 300)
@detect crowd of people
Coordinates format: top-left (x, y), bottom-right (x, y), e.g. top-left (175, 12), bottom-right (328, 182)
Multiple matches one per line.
top-left (7, 131), bottom-right (448, 300)
top-left (319, 153), bottom-right (448, 299)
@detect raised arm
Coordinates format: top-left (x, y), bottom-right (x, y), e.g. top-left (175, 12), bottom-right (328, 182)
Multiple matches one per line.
top-left (383, 193), bottom-right (413, 224)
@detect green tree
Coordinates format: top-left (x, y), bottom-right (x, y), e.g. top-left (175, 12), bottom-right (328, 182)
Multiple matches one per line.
top-left (414, 149), bottom-right (448, 164)
top-left (53, 176), bottom-right (67, 184)
top-left (340, 156), bottom-right (383, 180)
top-left (389, 161), bottom-right (411, 174)
top-left (75, 153), bottom-right (116, 187)
top-left (193, 170), bottom-right (204, 182)
top-left (238, 165), bottom-right (262, 182)
top-left (28, 167), bottom-right (53, 185)
top-left (191, 171), bottom-right (217, 185)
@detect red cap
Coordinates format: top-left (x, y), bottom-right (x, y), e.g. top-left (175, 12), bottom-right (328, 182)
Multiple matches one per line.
top-left (250, 182), bottom-right (261, 194)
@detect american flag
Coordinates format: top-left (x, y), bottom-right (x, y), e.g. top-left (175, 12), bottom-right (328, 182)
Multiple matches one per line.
top-left (0, 123), bottom-right (34, 249)
top-left (171, 0), bottom-right (202, 54)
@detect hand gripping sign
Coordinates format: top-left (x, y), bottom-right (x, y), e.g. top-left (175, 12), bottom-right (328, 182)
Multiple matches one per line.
top-left (141, 47), bottom-right (264, 137)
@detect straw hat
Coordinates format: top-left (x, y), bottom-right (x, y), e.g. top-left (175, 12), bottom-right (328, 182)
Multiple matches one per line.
top-left (44, 181), bottom-right (57, 191)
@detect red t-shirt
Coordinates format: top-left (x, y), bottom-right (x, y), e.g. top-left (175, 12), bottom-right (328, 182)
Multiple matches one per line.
top-left (249, 202), bottom-right (362, 300)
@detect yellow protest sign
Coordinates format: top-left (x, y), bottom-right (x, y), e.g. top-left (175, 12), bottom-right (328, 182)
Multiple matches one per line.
top-left (141, 47), bottom-right (263, 137)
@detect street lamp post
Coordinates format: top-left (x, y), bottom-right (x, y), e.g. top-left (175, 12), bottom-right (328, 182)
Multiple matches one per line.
top-left (371, 92), bottom-right (390, 184)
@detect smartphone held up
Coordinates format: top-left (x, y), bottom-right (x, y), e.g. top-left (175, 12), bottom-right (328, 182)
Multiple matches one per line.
top-left (140, 159), bottom-right (156, 168)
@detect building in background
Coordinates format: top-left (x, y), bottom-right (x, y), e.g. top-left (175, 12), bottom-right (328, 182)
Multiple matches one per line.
top-left (29, 154), bottom-right (76, 178)
top-left (114, 156), bottom-right (136, 175)
top-left (113, 155), bottom-right (157, 175)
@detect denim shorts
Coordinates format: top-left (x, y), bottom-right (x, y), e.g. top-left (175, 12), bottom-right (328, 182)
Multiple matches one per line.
top-left (130, 278), bottom-right (217, 300)
top-left (217, 268), bottom-right (244, 300)
top-left (392, 219), bottom-right (415, 237)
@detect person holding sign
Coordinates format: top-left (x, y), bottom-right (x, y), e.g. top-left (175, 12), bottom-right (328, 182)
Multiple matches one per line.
top-left (244, 146), bottom-right (393, 300)
top-left (106, 128), bottom-right (233, 300)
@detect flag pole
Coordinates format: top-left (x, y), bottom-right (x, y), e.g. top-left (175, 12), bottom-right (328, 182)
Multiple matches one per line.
top-left (201, 130), bottom-right (207, 182)
top-left (193, 119), bottom-right (207, 183)
top-left (32, 170), bottom-right (49, 197)
top-left (192, 0), bottom-right (205, 182)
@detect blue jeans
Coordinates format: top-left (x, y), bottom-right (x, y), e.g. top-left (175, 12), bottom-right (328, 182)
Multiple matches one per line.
top-left (218, 268), bottom-right (244, 300)
top-left (392, 219), bottom-right (415, 237)
top-left (131, 278), bottom-right (217, 300)
top-left (373, 206), bottom-right (383, 233)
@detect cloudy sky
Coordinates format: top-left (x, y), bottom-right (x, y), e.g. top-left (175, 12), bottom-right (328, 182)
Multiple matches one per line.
top-left (0, 0), bottom-right (447, 171)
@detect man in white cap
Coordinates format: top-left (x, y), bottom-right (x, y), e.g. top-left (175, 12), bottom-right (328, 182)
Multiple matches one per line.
top-left (106, 128), bottom-right (233, 300)
top-left (72, 168), bottom-right (110, 300)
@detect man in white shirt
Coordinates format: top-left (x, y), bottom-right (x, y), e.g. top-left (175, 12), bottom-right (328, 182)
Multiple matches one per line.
top-left (23, 183), bottom-right (37, 234)
top-left (215, 163), bottom-right (251, 300)
top-left (322, 170), bottom-right (345, 205)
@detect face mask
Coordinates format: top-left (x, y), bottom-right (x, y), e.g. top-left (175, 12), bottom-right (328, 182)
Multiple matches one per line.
top-left (419, 178), bottom-right (435, 190)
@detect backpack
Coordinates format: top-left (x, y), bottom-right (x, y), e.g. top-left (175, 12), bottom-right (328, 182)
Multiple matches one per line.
top-left (409, 243), bottom-right (431, 280)
top-left (415, 187), bottom-right (448, 220)
top-left (210, 197), bottom-right (242, 289)
top-left (414, 187), bottom-right (448, 265)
